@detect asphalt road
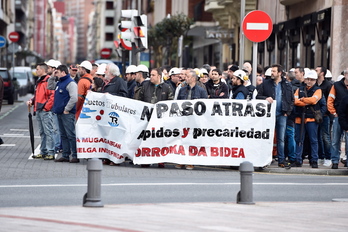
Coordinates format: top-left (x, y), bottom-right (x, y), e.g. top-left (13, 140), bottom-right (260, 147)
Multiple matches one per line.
top-left (0, 95), bottom-right (347, 208)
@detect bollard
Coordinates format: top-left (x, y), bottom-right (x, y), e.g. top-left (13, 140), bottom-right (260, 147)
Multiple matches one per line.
top-left (237, 161), bottom-right (255, 204)
top-left (83, 158), bottom-right (104, 207)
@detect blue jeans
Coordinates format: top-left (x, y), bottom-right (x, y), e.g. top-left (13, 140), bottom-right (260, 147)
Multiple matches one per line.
top-left (318, 115), bottom-right (331, 160)
top-left (285, 125), bottom-right (296, 162)
top-left (52, 113), bottom-right (61, 150)
top-left (276, 115), bottom-right (287, 164)
top-left (36, 110), bottom-right (54, 155)
top-left (330, 117), bottom-right (348, 164)
top-left (295, 121), bottom-right (319, 164)
top-left (57, 113), bottom-right (77, 159)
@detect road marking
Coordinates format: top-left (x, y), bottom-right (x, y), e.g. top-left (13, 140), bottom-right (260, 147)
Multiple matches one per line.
top-left (0, 144), bottom-right (16, 146)
top-left (1, 134), bottom-right (40, 138)
top-left (0, 103), bottom-right (23, 120)
top-left (246, 23), bottom-right (269, 30)
top-left (0, 182), bottom-right (347, 188)
top-left (10, 129), bottom-right (29, 132)
top-left (3, 133), bottom-right (24, 136)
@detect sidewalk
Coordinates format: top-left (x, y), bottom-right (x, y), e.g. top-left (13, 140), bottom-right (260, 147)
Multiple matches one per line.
top-left (0, 201), bottom-right (347, 231)
top-left (259, 158), bottom-right (348, 175)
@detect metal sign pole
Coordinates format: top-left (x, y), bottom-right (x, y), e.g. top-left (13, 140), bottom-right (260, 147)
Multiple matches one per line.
top-left (252, 42), bottom-right (257, 87)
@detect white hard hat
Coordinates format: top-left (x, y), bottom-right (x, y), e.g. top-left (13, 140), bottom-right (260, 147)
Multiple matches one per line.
top-left (136, 64), bottom-right (149, 73)
top-left (325, 69), bottom-right (332, 78)
top-left (46, 59), bottom-right (56, 68)
top-left (96, 63), bottom-right (106, 75)
top-left (304, 70), bottom-right (318, 79)
top-left (80, 60), bottom-right (92, 71)
top-left (200, 68), bottom-right (209, 75)
top-left (169, 67), bottom-right (181, 76)
top-left (265, 68), bottom-right (272, 77)
top-left (126, 65), bottom-right (138, 74)
top-left (54, 60), bottom-right (61, 68)
top-left (233, 70), bottom-right (247, 81)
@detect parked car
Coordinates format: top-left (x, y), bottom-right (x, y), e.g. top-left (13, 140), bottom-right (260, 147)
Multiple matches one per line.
top-left (9, 66), bottom-right (35, 96)
top-left (0, 67), bottom-right (15, 104)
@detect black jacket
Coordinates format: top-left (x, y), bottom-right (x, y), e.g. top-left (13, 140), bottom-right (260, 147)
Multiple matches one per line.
top-left (137, 81), bottom-right (174, 103)
top-left (232, 85), bottom-right (249, 99)
top-left (177, 84), bottom-right (207, 100)
top-left (338, 94), bottom-right (348, 130)
top-left (205, 79), bottom-right (229, 99)
top-left (101, 76), bottom-right (128, 97)
top-left (256, 77), bottom-right (294, 116)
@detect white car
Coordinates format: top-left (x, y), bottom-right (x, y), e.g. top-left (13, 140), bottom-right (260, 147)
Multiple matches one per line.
top-left (9, 66), bottom-right (35, 96)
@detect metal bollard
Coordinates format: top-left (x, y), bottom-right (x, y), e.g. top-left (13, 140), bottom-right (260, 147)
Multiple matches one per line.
top-left (236, 161), bottom-right (255, 204)
top-left (83, 158), bottom-right (104, 207)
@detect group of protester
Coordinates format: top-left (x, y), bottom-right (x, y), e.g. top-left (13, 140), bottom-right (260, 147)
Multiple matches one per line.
top-left (26, 59), bottom-right (348, 170)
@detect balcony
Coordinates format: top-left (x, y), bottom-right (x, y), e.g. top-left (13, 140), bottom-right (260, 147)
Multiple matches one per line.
top-left (280, 0), bottom-right (304, 5)
top-left (15, 20), bottom-right (27, 34)
top-left (15, 0), bottom-right (27, 14)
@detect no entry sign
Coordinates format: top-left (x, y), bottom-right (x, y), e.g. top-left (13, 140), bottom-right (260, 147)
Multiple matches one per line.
top-left (242, 10), bottom-right (273, 43)
top-left (8, 31), bottom-right (20, 43)
top-left (100, 48), bottom-right (111, 59)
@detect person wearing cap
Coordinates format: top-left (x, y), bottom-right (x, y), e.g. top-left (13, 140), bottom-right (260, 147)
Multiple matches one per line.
top-left (133, 65), bottom-right (149, 100)
top-left (125, 65), bottom-right (137, 98)
top-left (76, 60), bottom-right (93, 120)
top-left (315, 66), bottom-right (333, 167)
top-left (69, 65), bottom-right (80, 83)
top-left (92, 63), bottom-right (106, 92)
top-left (102, 63), bottom-right (127, 97)
top-left (199, 68), bottom-right (209, 84)
top-left (26, 63), bottom-right (56, 160)
top-left (257, 64), bottom-right (294, 168)
top-left (48, 65), bottom-right (79, 163)
top-left (45, 59), bottom-right (62, 154)
top-left (230, 70), bottom-right (249, 99)
top-left (166, 67), bottom-right (181, 92)
top-left (205, 68), bottom-right (229, 99)
top-left (294, 70), bottom-right (322, 168)
top-left (327, 68), bottom-right (348, 169)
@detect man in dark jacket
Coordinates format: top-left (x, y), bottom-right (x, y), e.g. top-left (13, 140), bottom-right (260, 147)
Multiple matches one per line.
top-left (327, 68), bottom-right (348, 169)
top-left (231, 70), bottom-right (249, 99)
top-left (135, 67), bottom-right (173, 168)
top-left (48, 65), bottom-right (79, 163)
top-left (102, 63), bottom-right (128, 97)
top-left (136, 68), bottom-right (173, 104)
top-left (315, 66), bottom-right (333, 167)
top-left (205, 68), bottom-right (229, 99)
top-left (257, 64), bottom-right (294, 168)
top-left (177, 70), bottom-right (207, 100)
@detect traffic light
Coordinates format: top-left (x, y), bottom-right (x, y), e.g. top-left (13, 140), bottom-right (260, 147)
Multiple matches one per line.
top-left (120, 9), bottom-right (138, 43)
top-left (133, 15), bottom-right (148, 49)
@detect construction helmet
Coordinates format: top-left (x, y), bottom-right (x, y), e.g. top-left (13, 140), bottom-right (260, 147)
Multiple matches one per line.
top-left (80, 60), bottom-right (92, 71)
top-left (126, 65), bottom-right (138, 74)
top-left (46, 59), bottom-right (56, 68)
top-left (169, 67), bottom-right (181, 76)
top-left (233, 70), bottom-right (247, 81)
top-left (136, 64), bottom-right (149, 73)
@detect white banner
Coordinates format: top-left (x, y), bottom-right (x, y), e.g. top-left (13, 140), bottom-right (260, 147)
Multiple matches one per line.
top-left (133, 99), bottom-right (275, 167)
top-left (77, 93), bottom-right (276, 167)
top-left (76, 92), bottom-right (153, 163)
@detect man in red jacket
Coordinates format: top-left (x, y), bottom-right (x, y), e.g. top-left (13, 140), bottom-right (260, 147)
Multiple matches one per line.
top-left (27, 63), bottom-right (55, 160)
top-left (76, 60), bottom-right (93, 120)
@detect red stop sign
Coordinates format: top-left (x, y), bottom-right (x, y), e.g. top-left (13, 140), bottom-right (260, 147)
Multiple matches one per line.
top-left (8, 31), bottom-right (20, 43)
top-left (100, 48), bottom-right (111, 59)
top-left (242, 10), bottom-right (273, 43)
